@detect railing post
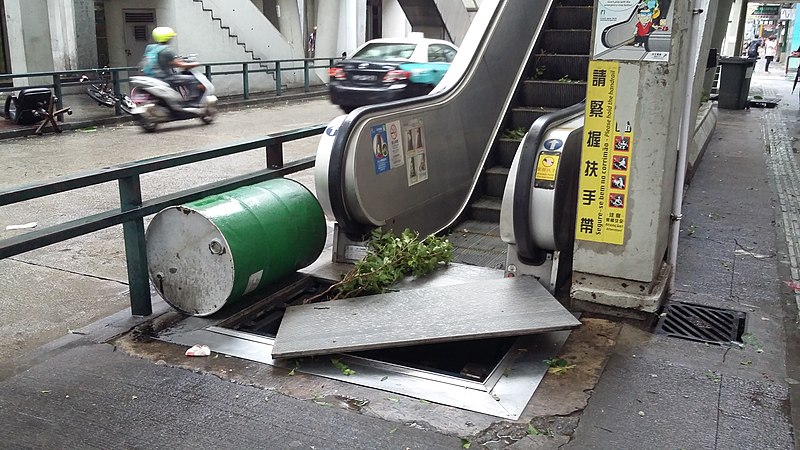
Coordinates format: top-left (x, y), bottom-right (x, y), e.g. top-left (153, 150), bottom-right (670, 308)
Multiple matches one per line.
top-left (112, 70), bottom-right (122, 115)
top-left (275, 61), bottom-right (282, 97)
top-left (266, 142), bottom-right (284, 169)
top-left (52, 74), bottom-right (65, 121)
top-left (205, 65), bottom-right (212, 82)
top-left (243, 63), bottom-right (249, 100)
top-left (304, 59), bottom-right (310, 93)
top-left (119, 176), bottom-right (152, 316)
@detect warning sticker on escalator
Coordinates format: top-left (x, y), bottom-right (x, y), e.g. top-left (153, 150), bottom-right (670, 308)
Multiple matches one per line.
top-left (575, 60), bottom-right (635, 245)
top-left (371, 124), bottom-right (390, 175)
top-left (404, 118), bottom-right (428, 186)
top-left (592, 0), bottom-right (673, 62)
top-left (534, 152), bottom-right (560, 189)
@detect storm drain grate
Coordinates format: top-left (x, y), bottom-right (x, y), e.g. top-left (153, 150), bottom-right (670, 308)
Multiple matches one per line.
top-left (655, 302), bottom-right (746, 345)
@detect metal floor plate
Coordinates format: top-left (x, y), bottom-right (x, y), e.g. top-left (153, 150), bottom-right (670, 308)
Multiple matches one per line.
top-left (447, 220), bottom-right (507, 269)
top-left (155, 321), bottom-right (572, 419)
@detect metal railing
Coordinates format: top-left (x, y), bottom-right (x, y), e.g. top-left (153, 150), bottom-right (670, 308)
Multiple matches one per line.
top-left (0, 123), bottom-right (327, 315)
top-left (0, 57), bottom-right (340, 116)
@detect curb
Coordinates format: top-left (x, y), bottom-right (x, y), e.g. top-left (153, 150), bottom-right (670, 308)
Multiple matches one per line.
top-left (0, 90), bottom-right (329, 140)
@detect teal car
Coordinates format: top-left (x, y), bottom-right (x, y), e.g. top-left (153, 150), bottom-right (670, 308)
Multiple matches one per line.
top-left (328, 37), bottom-right (458, 113)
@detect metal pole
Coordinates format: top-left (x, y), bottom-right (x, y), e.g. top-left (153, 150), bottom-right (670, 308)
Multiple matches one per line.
top-left (669, 7), bottom-right (703, 294)
top-left (52, 74), bottom-right (64, 121)
top-left (112, 70), bottom-right (122, 115)
top-left (119, 176), bottom-right (152, 316)
top-left (275, 61), bottom-right (282, 96)
top-left (243, 63), bottom-right (250, 100)
top-left (266, 143), bottom-right (284, 169)
top-left (304, 59), bottom-right (310, 92)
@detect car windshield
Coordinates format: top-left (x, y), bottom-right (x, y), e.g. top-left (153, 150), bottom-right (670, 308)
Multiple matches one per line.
top-left (352, 43), bottom-right (418, 61)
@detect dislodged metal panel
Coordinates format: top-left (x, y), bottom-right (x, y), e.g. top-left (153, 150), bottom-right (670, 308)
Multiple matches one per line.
top-left (271, 276), bottom-right (580, 358)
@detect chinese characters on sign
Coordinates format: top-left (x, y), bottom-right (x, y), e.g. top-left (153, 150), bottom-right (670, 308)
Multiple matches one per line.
top-left (575, 60), bottom-right (632, 245)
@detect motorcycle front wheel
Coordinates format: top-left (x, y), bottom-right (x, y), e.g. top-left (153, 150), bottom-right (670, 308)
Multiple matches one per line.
top-left (118, 95), bottom-right (136, 114)
top-left (87, 87), bottom-right (116, 107)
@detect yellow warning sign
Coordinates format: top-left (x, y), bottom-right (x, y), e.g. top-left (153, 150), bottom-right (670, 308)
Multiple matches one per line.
top-left (535, 153), bottom-right (560, 182)
top-left (575, 60), bottom-right (632, 245)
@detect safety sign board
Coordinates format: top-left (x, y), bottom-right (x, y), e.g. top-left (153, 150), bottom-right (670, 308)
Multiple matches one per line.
top-left (404, 118), bottom-right (428, 186)
top-left (575, 60), bottom-right (634, 245)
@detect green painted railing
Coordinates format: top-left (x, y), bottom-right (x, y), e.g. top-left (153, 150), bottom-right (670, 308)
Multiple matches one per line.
top-left (0, 57), bottom-right (340, 115)
top-left (0, 123), bottom-right (327, 316)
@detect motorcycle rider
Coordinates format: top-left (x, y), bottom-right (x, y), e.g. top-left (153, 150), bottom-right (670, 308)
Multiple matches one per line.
top-left (142, 27), bottom-right (203, 105)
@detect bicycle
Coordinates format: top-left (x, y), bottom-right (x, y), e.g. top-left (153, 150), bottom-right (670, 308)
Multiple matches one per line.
top-left (79, 67), bottom-right (136, 114)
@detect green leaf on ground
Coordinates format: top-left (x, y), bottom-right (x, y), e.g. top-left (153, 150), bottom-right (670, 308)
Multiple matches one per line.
top-left (461, 438), bottom-right (471, 449)
top-left (330, 359), bottom-right (355, 375)
top-left (544, 357), bottom-right (576, 375)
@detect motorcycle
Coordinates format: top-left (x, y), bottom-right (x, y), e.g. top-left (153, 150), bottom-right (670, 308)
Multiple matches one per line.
top-left (129, 63), bottom-right (217, 132)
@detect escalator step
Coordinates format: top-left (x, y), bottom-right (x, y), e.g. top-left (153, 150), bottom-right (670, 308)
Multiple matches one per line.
top-left (484, 166), bottom-right (510, 197)
top-left (541, 30), bottom-right (591, 55)
top-left (558, 0), bottom-right (593, 6)
top-left (469, 196), bottom-right (502, 223)
top-left (521, 80), bottom-right (587, 108)
top-left (496, 139), bottom-right (520, 168)
top-left (550, 6), bottom-right (593, 30)
top-left (529, 55), bottom-right (590, 82)
top-left (447, 220), bottom-right (506, 269)
top-left (510, 106), bottom-right (559, 130)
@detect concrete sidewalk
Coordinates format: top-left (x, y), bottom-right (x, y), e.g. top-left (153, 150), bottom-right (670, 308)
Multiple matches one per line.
top-left (0, 68), bottom-right (798, 448)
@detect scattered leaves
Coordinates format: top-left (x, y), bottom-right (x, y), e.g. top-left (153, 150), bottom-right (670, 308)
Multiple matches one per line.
top-left (387, 397), bottom-right (399, 402)
top-left (331, 359), bottom-right (355, 375)
top-left (461, 438), bottom-right (472, 449)
top-left (704, 369), bottom-right (721, 383)
top-left (389, 427), bottom-right (398, 434)
top-left (544, 357), bottom-right (575, 375)
top-left (740, 360), bottom-right (752, 366)
top-left (527, 424), bottom-right (550, 436)
top-left (741, 333), bottom-right (763, 352)
top-left (310, 228), bottom-right (452, 301)
top-left (500, 127), bottom-right (528, 140)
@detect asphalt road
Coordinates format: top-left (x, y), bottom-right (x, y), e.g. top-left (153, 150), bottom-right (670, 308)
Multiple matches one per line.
top-left (0, 98), bottom-right (342, 363)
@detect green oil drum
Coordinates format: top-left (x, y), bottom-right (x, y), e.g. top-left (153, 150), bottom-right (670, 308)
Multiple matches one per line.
top-left (145, 178), bottom-right (327, 316)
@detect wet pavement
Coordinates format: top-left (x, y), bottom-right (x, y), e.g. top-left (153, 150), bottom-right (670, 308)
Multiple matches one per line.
top-left (0, 64), bottom-right (798, 448)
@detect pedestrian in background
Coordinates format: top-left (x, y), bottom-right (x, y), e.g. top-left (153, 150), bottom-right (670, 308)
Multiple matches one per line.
top-left (746, 35), bottom-right (762, 58)
top-left (765, 36), bottom-right (778, 72)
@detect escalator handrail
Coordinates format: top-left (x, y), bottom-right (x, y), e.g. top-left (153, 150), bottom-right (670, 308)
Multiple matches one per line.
top-left (512, 101), bottom-right (585, 264)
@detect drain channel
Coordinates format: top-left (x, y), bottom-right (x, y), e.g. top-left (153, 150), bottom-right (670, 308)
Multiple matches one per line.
top-left (655, 301), bottom-right (746, 345)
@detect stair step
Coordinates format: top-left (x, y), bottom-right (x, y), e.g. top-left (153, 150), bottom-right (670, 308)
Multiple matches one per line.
top-left (541, 30), bottom-right (591, 55)
top-left (520, 80), bottom-right (587, 108)
top-left (550, 6), bottom-right (593, 30)
top-left (469, 196), bottom-right (502, 223)
top-left (510, 106), bottom-right (559, 130)
top-left (529, 55), bottom-right (590, 81)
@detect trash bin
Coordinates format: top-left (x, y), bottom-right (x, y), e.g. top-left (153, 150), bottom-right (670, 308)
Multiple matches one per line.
top-left (717, 57), bottom-right (756, 109)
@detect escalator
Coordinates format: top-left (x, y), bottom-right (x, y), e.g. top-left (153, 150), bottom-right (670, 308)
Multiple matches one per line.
top-left (316, 0), bottom-right (591, 277)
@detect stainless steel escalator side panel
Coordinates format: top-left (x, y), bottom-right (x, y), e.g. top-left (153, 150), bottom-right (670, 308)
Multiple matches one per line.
top-left (328, 0), bottom-right (554, 237)
top-left (500, 115), bottom-right (584, 250)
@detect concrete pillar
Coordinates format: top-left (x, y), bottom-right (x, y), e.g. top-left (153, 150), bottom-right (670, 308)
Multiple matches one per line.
top-left (73, 0), bottom-right (98, 69)
top-left (316, 0), bottom-right (341, 58)
top-left (4, 0), bottom-right (28, 75)
top-left (277, 0), bottom-right (303, 49)
top-left (733, 0), bottom-right (748, 56)
top-left (571, 0), bottom-right (693, 316)
top-left (704, 0), bottom-right (735, 95)
top-left (47, 0), bottom-right (78, 70)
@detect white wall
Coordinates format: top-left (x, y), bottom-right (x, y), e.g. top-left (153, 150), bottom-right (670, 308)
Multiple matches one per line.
top-left (383, 0), bottom-right (412, 38)
top-left (105, 0), bottom-right (321, 96)
top-left (47, 0), bottom-right (79, 70)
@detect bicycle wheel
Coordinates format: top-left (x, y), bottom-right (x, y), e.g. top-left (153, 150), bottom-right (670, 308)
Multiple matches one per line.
top-left (87, 87), bottom-right (116, 107)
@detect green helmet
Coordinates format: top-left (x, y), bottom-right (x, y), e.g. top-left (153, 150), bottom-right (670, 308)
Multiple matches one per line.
top-left (152, 26), bottom-right (176, 43)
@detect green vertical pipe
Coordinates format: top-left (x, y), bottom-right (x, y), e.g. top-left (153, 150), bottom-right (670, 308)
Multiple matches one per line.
top-left (243, 63), bottom-right (249, 100)
top-left (119, 176), bottom-right (152, 316)
top-left (304, 59), bottom-right (310, 92)
top-left (275, 61), bottom-right (282, 96)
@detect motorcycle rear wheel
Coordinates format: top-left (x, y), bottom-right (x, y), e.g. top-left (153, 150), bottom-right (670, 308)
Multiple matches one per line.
top-left (87, 87), bottom-right (116, 107)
